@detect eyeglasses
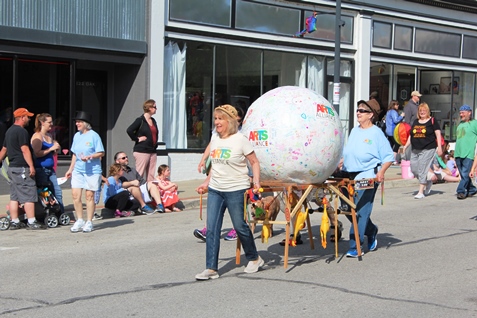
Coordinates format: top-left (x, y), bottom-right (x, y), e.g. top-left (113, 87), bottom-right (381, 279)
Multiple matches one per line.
top-left (150, 106), bottom-right (157, 109)
top-left (356, 109), bottom-right (372, 113)
top-left (119, 156), bottom-right (128, 160)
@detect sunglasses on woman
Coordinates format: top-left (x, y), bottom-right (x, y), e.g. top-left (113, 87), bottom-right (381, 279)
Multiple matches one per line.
top-left (356, 109), bottom-right (372, 113)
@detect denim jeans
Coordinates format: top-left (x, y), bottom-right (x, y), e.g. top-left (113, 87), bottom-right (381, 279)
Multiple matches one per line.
top-left (35, 167), bottom-right (64, 213)
top-left (456, 157), bottom-right (477, 196)
top-left (346, 182), bottom-right (379, 250)
top-left (205, 187), bottom-right (258, 271)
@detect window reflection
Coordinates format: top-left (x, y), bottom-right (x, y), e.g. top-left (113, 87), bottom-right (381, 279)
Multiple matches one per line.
top-left (373, 21), bottom-right (392, 48)
top-left (169, 0), bottom-right (231, 27)
top-left (305, 11), bottom-right (353, 43)
top-left (395, 25), bottom-right (412, 51)
top-left (415, 29), bottom-right (460, 57)
top-left (463, 35), bottom-right (477, 60)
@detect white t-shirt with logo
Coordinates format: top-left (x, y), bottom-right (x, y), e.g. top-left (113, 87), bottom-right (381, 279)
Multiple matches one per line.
top-left (208, 132), bottom-right (254, 192)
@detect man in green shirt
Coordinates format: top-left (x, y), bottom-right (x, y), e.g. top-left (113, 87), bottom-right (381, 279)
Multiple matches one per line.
top-left (455, 105), bottom-right (477, 199)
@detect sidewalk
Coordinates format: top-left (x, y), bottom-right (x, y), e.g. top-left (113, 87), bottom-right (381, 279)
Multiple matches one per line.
top-left (0, 165), bottom-right (416, 217)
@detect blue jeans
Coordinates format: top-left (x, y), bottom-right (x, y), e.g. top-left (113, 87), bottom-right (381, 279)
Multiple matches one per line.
top-left (456, 157), bottom-right (477, 196)
top-left (35, 167), bottom-right (64, 213)
top-left (346, 183), bottom-right (379, 250)
top-left (205, 188), bottom-right (258, 271)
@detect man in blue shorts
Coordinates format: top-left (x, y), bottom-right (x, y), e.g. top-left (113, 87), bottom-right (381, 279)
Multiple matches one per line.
top-left (0, 108), bottom-right (46, 230)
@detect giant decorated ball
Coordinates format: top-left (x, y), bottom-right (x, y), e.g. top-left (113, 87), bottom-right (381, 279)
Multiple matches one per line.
top-left (241, 86), bottom-right (344, 184)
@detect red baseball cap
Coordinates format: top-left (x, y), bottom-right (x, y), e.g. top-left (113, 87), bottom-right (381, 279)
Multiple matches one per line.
top-left (13, 108), bottom-right (34, 118)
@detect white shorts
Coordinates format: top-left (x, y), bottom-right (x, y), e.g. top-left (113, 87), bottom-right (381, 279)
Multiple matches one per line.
top-left (140, 183), bottom-right (152, 203)
top-left (71, 171), bottom-right (102, 191)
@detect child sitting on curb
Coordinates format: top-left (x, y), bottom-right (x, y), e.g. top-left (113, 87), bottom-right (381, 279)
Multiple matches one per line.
top-left (154, 165), bottom-right (182, 212)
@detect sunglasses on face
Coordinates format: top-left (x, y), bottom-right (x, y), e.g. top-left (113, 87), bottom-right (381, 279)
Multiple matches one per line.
top-left (356, 109), bottom-right (372, 113)
top-left (119, 156), bottom-right (128, 160)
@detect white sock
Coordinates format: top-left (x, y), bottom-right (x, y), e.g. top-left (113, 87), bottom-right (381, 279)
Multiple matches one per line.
top-left (12, 218), bottom-right (20, 223)
top-left (28, 218), bottom-right (36, 224)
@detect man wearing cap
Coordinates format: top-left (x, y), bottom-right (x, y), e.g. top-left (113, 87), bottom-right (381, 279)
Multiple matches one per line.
top-left (404, 91), bottom-right (421, 126)
top-left (0, 108), bottom-right (46, 230)
top-left (455, 105), bottom-right (477, 199)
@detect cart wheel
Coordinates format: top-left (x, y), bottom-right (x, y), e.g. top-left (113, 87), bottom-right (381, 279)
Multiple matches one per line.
top-left (0, 217), bottom-right (10, 231)
top-left (45, 214), bottom-right (59, 228)
top-left (59, 213), bottom-right (70, 226)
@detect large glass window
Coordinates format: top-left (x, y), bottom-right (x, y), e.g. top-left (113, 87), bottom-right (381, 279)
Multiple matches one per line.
top-left (373, 22), bottom-right (392, 48)
top-left (394, 25), bottom-right (412, 51)
top-left (263, 51), bottom-right (306, 92)
top-left (305, 11), bottom-right (353, 43)
top-left (0, 58), bottom-right (13, 129)
top-left (215, 45), bottom-right (261, 116)
top-left (415, 29), bottom-right (461, 57)
top-left (17, 59), bottom-right (70, 148)
top-left (169, 0), bottom-right (231, 27)
top-left (184, 41), bottom-right (214, 149)
top-left (463, 35), bottom-right (477, 60)
top-left (236, 1), bottom-right (299, 35)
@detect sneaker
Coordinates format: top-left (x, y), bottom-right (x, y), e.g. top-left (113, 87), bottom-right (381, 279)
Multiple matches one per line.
top-left (224, 229), bottom-right (237, 241)
top-left (244, 256), bottom-right (264, 274)
top-left (92, 212), bottom-right (103, 221)
top-left (346, 249), bottom-right (364, 258)
top-left (82, 221), bottom-right (93, 233)
top-left (154, 204), bottom-right (164, 213)
top-left (115, 210), bottom-right (122, 218)
top-left (121, 211), bottom-right (133, 217)
top-left (26, 221), bottom-right (47, 230)
top-left (195, 269), bottom-right (219, 280)
top-left (368, 226), bottom-right (378, 251)
top-left (457, 193), bottom-right (466, 200)
top-left (70, 219), bottom-right (85, 233)
top-left (425, 181), bottom-right (433, 195)
top-left (193, 228), bottom-right (206, 242)
top-left (10, 221), bottom-right (26, 230)
top-left (141, 205), bottom-right (155, 215)
top-left (414, 193), bottom-right (425, 199)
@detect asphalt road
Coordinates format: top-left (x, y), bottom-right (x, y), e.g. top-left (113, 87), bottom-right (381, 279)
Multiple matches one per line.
top-left (1, 181), bottom-right (477, 317)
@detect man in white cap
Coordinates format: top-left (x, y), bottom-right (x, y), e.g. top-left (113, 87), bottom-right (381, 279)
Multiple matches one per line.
top-left (457, 105), bottom-right (477, 199)
top-left (0, 108), bottom-right (46, 230)
top-left (404, 91), bottom-right (421, 125)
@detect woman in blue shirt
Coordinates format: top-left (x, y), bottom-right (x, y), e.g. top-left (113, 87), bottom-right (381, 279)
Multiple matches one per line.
top-left (103, 163), bottom-right (140, 217)
top-left (342, 100), bottom-right (394, 257)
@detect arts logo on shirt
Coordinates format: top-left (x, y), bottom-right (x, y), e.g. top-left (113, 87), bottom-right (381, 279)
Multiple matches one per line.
top-left (412, 125), bottom-right (426, 138)
top-left (210, 148), bottom-right (231, 164)
top-left (316, 103), bottom-right (335, 119)
top-left (85, 141), bottom-right (93, 147)
top-left (363, 138), bottom-right (372, 145)
top-left (248, 130), bottom-right (269, 147)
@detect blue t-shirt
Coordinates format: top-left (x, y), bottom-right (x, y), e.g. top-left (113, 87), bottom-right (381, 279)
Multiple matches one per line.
top-left (71, 130), bottom-right (104, 174)
top-left (343, 125), bottom-right (394, 179)
top-left (103, 176), bottom-right (125, 204)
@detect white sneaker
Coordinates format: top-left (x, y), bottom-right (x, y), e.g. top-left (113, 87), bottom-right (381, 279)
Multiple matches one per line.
top-left (244, 256), bottom-right (264, 274)
top-left (82, 221), bottom-right (93, 233)
top-left (414, 193), bottom-right (425, 199)
top-left (195, 269), bottom-right (219, 280)
top-left (70, 219), bottom-right (85, 233)
top-left (425, 181), bottom-right (432, 195)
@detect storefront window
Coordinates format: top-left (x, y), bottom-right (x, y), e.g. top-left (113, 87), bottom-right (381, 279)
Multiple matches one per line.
top-left (394, 25), bottom-right (412, 51)
top-left (415, 29), bottom-right (460, 57)
top-left (17, 59), bottom-right (70, 149)
top-left (0, 58), bottom-right (13, 129)
top-left (169, 0), bottom-right (231, 27)
top-left (236, 1), bottom-right (299, 36)
top-left (263, 51), bottom-right (306, 92)
top-left (373, 21), bottom-right (392, 48)
top-left (215, 45), bottom-right (261, 115)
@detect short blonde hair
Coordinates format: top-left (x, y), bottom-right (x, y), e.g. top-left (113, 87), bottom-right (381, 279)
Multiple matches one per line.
top-left (108, 163), bottom-right (123, 177)
top-left (417, 102), bottom-right (431, 120)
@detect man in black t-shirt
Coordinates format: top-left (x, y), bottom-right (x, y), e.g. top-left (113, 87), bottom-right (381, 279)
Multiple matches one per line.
top-left (0, 108), bottom-right (46, 230)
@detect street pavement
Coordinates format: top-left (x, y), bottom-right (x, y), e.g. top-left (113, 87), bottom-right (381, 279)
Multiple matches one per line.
top-left (1, 167), bottom-right (477, 317)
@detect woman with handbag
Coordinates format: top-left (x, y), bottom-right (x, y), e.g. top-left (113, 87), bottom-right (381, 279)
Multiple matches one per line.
top-left (126, 99), bottom-right (159, 182)
top-left (403, 102), bottom-right (443, 199)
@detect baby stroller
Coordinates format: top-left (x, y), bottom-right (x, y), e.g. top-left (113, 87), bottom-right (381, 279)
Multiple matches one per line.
top-left (0, 180), bottom-right (70, 231)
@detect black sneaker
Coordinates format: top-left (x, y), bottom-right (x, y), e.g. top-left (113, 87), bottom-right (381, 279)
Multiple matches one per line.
top-left (10, 221), bottom-right (27, 230)
top-left (26, 221), bottom-right (47, 230)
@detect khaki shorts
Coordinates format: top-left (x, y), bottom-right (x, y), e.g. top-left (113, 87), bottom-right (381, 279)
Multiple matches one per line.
top-left (8, 167), bottom-right (37, 204)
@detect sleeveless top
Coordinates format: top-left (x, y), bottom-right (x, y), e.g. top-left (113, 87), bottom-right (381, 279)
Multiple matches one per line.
top-left (34, 136), bottom-right (54, 168)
